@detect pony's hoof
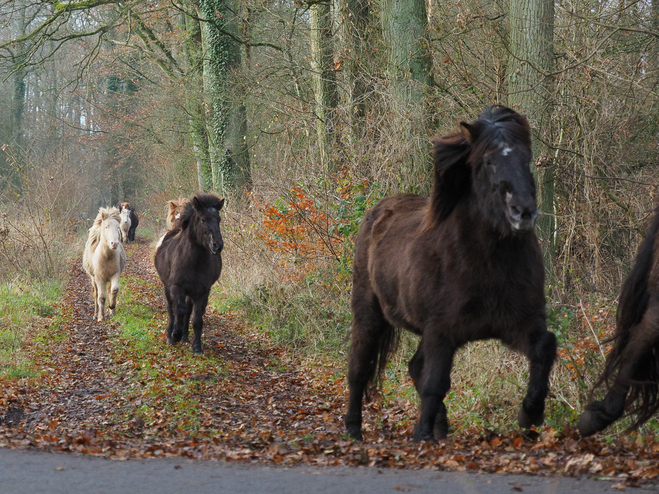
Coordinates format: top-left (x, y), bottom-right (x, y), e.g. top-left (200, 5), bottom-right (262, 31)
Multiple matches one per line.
top-left (171, 330), bottom-right (183, 343)
top-left (577, 409), bottom-right (601, 437)
top-left (434, 421), bottom-right (449, 439)
top-left (577, 402), bottom-right (612, 437)
top-left (192, 343), bottom-right (203, 354)
top-left (346, 425), bottom-right (363, 441)
top-left (413, 425), bottom-right (438, 443)
top-left (167, 337), bottom-right (177, 345)
top-left (181, 334), bottom-right (189, 343)
top-left (518, 406), bottom-right (544, 429)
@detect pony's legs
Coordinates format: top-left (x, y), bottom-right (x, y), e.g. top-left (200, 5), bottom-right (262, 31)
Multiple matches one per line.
top-left (95, 278), bottom-right (108, 322)
top-left (408, 343), bottom-right (449, 439)
top-left (89, 276), bottom-right (99, 320)
top-left (164, 288), bottom-right (176, 345)
top-left (413, 336), bottom-right (455, 442)
top-left (106, 274), bottom-right (121, 318)
top-left (510, 319), bottom-right (556, 429)
top-left (181, 298), bottom-right (193, 343)
top-left (170, 285), bottom-right (187, 344)
top-left (345, 294), bottom-right (393, 441)
top-left (190, 294), bottom-right (208, 354)
top-left (578, 313), bottom-right (659, 436)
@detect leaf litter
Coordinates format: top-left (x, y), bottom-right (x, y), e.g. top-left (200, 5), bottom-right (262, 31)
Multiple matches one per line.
top-left (0, 240), bottom-right (657, 489)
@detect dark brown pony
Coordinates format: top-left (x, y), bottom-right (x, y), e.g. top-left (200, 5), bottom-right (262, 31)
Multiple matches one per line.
top-left (154, 193), bottom-right (224, 354)
top-left (578, 209), bottom-right (659, 436)
top-left (345, 106), bottom-right (557, 442)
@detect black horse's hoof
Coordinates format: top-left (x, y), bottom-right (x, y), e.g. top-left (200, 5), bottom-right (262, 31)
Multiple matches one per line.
top-left (577, 409), bottom-right (602, 437)
top-left (167, 337), bottom-right (177, 345)
top-left (346, 426), bottom-right (363, 441)
top-left (192, 342), bottom-right (203, 354)
top-left (172, 330), bottom-right (183, 343)
top-left (434, 420), bottom-right (449, 439)
top-left (413, 425), bottom-right (438, 443)
top-left (577, 402), bottom-right (616, 437)
top-left (518, 406), bottom-right (544, 429)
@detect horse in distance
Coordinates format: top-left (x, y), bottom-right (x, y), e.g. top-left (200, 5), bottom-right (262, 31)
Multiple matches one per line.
top-left (345, 105), bottom-right (556, 442)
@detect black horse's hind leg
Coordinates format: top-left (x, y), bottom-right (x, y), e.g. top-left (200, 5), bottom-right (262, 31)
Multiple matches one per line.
top-left (409, 343), bottom-right (449, 439)
top-left (578, 313), bottom-right (659, 436)
top-left (413, 336), bottom-right (455, 442)
top-left (190, 294), bottom-right (209, 354)
top-left (514, 321), bottom-right (557, 430)
top-left (345, 294), bottom-right (393, 441)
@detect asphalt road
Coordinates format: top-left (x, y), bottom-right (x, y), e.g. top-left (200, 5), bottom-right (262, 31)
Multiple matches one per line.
top-left (1, 448), bottom-right (656, 494)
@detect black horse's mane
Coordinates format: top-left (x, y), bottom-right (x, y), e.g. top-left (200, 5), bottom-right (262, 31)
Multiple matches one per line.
top-left (179, 193), bottom-right (225, 230)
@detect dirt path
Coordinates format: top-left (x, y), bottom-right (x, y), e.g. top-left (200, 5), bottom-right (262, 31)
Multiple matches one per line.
top-left (1, 238), bottom-right (658, 487)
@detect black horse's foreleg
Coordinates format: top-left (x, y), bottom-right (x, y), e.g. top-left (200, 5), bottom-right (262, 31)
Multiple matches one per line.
top-left (190, 294), bottom-right (208, 354)
top-left (170, 285), bottom-right (188, 344)
top-left (517, 325), bottom-right (557, 430)
top-left (409, 343), bottom-right (449, 439)
top-left (180, 298), bottom-right (193, 343)
top-left (164, 288), bottom-right (176, 344)
top-left (413, 340), bottom-right (455, 442)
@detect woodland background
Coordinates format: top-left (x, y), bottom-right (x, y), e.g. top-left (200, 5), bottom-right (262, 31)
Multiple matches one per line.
top-left (1, 0), bottom-right (659, 435)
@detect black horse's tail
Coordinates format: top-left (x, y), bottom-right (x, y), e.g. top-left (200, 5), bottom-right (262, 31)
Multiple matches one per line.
top-left (597, 208), bottom-right (659, 429)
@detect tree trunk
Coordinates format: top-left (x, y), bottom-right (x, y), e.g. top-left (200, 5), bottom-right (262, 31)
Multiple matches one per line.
top-left (310, 1), bottom-right (337, 172)
top-left (508, 0), bottom-right (555, 275)
top-left (380, 0), bottom-right (433, 107)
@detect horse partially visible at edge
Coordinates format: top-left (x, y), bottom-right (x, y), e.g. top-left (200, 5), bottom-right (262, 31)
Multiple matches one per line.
top-left (345, 105), bottom-right (557, 442)
top-left (154, 193), bottom-right (224, 354)
top-left (578, 209), bottom-right (659, 436)
top-left (83, 207), bottom-right (126, 322)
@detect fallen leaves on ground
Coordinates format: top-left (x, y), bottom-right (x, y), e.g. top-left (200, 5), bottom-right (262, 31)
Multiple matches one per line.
top-left (0, 239), bottom-right (658, 488)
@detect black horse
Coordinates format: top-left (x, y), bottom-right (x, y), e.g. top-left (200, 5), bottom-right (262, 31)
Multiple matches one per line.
top-left (117, 202), bottom-right (139, 242)
top-left (154, 193), bottom-right (224, 354)
top-left (345, 106), bottom-right (557, 442)
top-left (578, 209), bottom-right (659, 436)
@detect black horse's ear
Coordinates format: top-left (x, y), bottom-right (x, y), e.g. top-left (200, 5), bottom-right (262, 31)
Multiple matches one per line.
top-left (459, 122), bottom-right (477, 143)
top-left (116, 202), bottom-right (122, 211)
top-left (218, 198), bottom-right (225, 211)
top-left (192, 196), bottom-right (204, 210)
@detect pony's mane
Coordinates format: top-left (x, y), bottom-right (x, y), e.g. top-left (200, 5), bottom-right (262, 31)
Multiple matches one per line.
top-left (595, 207), bottom-right (659, 428)
top-left (179, 193), bottom-right (224, 230)
top-left (87, 207), bottom-right (121, 249)
top-left (428, 105), bottom-right (531, 226)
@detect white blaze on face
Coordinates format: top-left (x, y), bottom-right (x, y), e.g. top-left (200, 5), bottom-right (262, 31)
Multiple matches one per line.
top-left (501, 146), bottom-right (513, 156)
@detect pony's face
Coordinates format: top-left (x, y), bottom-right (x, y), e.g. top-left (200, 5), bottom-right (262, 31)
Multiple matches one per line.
top-left (197, 206), bottom-right (224, 255)
top-left (120, 208), bottom-right (131, 226)
top-left (479, 142), bottom-right (537, 233)
top-left (104, 218), bottom-right (122, 250)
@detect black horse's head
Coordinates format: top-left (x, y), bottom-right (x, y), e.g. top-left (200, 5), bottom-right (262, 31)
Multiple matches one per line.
top-left (431, 105), bottom-right (537, 235)
top-left (186, 193), bottom-right (225, 255)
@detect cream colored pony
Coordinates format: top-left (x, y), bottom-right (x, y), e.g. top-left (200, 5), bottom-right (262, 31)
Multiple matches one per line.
top-left (83, 207), bottom-right (126, 322)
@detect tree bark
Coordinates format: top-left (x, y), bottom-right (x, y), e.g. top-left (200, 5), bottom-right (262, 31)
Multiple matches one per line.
top-left (508, 0), bottom-right (555, 275)
top-left (310, 1), bottom-right (337, 172)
